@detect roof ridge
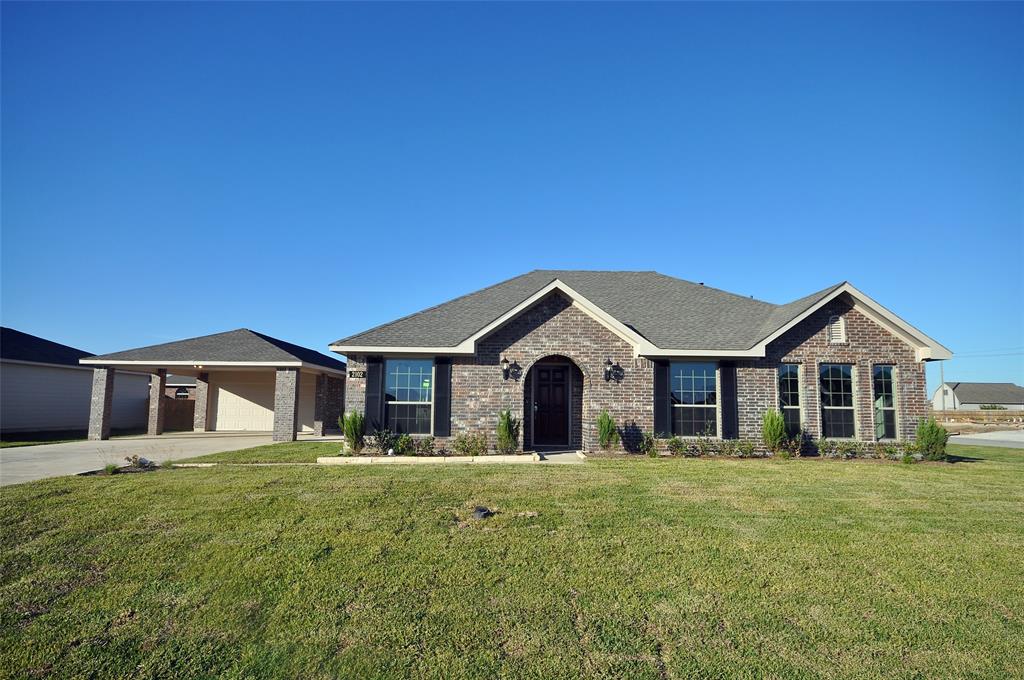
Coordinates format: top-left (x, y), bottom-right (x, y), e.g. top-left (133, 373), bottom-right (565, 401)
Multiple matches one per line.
top-left (649, 272), bottom-right (777, 307)
top-left (86, 328), bottom-right (251, 358)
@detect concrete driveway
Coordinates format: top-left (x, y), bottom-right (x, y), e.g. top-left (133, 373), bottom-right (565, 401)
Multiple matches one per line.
top-left (949, 429), bottom-right (1024, 450)
top-left (0, 432), bottom-right (278, 487)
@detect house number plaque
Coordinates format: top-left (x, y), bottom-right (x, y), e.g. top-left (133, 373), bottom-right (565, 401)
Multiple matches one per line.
top-left (348, 370), bottom-right (366, 378)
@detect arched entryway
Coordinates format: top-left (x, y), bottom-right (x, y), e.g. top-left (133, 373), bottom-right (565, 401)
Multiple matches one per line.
top-left (523, 355), bottom-right (584, 451)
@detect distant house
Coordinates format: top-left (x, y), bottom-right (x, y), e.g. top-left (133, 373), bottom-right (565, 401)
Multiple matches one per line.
top-left (166, 374), bottom-right (196, 401)
top-left (931, 382), bottom-right (1024, 411)
top-left (0, 327), bottom-right (150, 433)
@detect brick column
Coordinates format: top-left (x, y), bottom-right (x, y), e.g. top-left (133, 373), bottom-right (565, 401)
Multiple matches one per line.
top-left (147, 368), bottom-right (167, 435)
top-left (193, 372), bottom-right (210, 432)
top-left (88, 367), bottom-right (115, 441)
top-left (273, 368), bottom-right (300, 442)
top-left (313, 373), bottom-right (327, 437)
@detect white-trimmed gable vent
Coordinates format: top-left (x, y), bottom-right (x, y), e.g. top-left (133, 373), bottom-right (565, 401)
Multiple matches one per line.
top-left (827, 314), bottom-right (847, 344)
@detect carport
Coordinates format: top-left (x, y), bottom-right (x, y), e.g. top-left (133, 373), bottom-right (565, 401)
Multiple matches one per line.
top-left (80, 329), bottom-right (345, 442)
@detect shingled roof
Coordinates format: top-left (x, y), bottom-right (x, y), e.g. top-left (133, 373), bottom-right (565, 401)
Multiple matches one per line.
top-left (1, 327), bottom-right (92, 367)
top-left (946, 382), bottom-right (1024, 405)
top-left (331, 270), bottom-right (846, 352)
top-left (84, 329), bottom-right (346, 372)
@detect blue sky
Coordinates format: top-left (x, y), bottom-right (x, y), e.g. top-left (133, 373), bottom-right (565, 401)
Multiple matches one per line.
top-left (2, 2), bottom-right (1021, 391)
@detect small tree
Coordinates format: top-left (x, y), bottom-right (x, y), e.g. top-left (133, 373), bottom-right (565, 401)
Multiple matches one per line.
top-left (340, 411), bottom-right (366, 454)
top-left (761, 409), bottom-right (787, 453)
top-left (597, 411), bottom-right (620, 450)
top-left (916, 417), bottom-right (949, 461)
top-left (496, 410), bottom-right (521, 454)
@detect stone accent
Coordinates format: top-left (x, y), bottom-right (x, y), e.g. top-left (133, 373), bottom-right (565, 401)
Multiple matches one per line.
top-left (273, 368), bottom-right (300, 442)
top-left (735, 300), bottom-right (927, 442)
top-left (314, 374), bottom-right (327, 437)
top-left (193, 372), bottom-right (210, 432)
top-left (147, 369), bottom-right (167, 436)
top-left (87, 367), bottom-right (115, 441)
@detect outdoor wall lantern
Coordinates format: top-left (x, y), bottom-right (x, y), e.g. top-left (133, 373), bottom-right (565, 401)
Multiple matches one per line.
top-left (500, 356), bottom-right (511, 380)
top-left (604, 358), bottom-right (614, 382)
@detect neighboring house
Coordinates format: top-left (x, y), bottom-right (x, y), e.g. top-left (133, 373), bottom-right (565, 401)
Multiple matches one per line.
top-left (166, 375), bottom-right (197, 400)
top-left (0, 327), bottom-right (149, 433)
top-left (931, 382), bottom-right (1024, 411)
top-left (331, 270), bottom-right (951, 450)
top-left (80, 329), bottom-right (346, 442)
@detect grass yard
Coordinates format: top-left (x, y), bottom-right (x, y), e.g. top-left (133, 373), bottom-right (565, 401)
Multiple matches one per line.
top-left (181, 440), bottom-right (342, 463)
top-left (1, 445), bottom-right (1022, 679)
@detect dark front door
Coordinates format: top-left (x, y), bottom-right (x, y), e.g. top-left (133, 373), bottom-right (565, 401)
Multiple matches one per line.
top-left (534, 365), bottom-right (569, 446)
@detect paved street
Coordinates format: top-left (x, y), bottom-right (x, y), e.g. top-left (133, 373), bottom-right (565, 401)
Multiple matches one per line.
top-left (949, 429), bottom-right (1024, 450)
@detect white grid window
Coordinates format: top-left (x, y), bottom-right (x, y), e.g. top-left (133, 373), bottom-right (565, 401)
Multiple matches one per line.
top-left (820, 363), bottom-right (855, 438)
top-left (873, 365), bottom-right (896, 440)
top-left (778, 364), bottom-right (801, 438)
top-left (384, 359), bottom-right (433, 434)
top-left (670, 362), bottom-right (717, 437)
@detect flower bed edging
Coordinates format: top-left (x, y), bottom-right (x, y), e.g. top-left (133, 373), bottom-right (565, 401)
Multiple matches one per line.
top-left (318, 453), bottom-right (542, 465)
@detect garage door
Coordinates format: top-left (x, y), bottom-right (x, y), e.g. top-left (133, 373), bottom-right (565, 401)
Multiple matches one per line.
top-left (211, 373), bottom-right (275, 431)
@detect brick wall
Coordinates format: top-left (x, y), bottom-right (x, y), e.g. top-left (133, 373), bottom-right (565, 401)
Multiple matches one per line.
top-left (343, 292), bottom-right (929, 450)
top-left (736, 300), bottom-right (926, 442)
top-left (344, 292), bottom-right (654, 451)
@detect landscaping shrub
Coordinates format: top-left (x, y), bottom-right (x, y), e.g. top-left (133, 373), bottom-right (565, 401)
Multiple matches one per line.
top-left (694, 434), bottom-right (715, 457)
top-left (103, 463), bottom-right (119, 475)
top-left (370, 428), bottom-right (398, 455)
top-left (639, 431), bottom-right (656, 458)
top-left (718, 440), bottom-right (737, 457)
top-left (395, 433), bottom-right (414, 455)
top-left (452, 433), bottom-right (487, 457)
top-left (761, 409), bottom-right (787, 453)
top-left (736, 440), bottom-right (756, 458)
top-left (496, 410), bottom-right (521, 454)
top-left (666, 437), bottom-right (687, 456)
top-left (597, 411), bottom-right (619, 450)
top-left (414, 436), bottom-right (436, 456)
top-left (916, 417), bottom-right (950, 461)
top-left (340, 411), bottom-right (365, 454)
top-left (160, 459), bottom-right (174, 470)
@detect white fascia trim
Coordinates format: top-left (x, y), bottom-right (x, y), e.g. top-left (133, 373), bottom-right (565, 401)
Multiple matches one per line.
top-left (636, 344), bottom-right (766, 358)
top-left (752, 283), bottom-right (952, 361)
top-left (299, 362), bottom-right (347, 377)
top-left (328, 345), bottom-right (475, 356)
top-left (330, 279), bottom-right (650, 358)
top-left (79, 359), bottom-right (305, 367)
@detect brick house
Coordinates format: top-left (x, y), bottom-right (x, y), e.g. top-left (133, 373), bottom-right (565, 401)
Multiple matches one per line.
top-left (331, 271), bottom-right (951, 452)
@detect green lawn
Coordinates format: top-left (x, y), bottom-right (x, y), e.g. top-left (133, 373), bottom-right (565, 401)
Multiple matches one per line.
top-left (181, 440), bottom-right (342, 463)
top-left (2, 445), bottom-right (1021, 679)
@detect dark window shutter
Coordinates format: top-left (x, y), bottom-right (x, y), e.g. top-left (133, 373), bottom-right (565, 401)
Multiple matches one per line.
top-left (433, 358), bottom-right (451, 437)
top-left (364, 358), bottom-right (383, 431)
top-left (653, 360), bottom-right (670, 437)
top-left (720, 362), bottom-right (738, 439)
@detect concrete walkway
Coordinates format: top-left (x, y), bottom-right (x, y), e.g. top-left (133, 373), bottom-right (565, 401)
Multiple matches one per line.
top-left (0, 432), bottom-right (328, 487)
top-left (949, 430), bottom-right (1024, 450)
